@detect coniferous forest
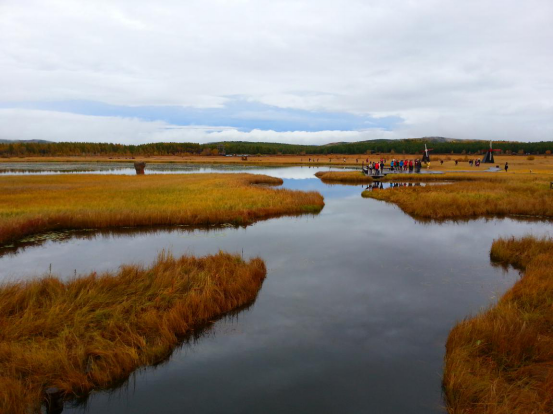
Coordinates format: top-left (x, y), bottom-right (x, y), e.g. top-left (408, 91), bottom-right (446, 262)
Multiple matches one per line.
top-left (1, 138), bottom-right (552, 157)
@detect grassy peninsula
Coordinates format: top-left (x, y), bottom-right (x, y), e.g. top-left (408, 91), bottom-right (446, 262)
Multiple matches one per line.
top-left (314, 171), bottom-right (374, 184)
top-left (0, 173), bottom-right (324, 246)
top-left (0, 251), bottom-right (266, 413)
top-left (362, 173), bottom-right (553, 220)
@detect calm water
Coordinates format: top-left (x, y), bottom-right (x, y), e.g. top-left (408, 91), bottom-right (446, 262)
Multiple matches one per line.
top-left (1, 166), bottom-right (550, 413)
top-left (0, 162), bottom-right (356, 177)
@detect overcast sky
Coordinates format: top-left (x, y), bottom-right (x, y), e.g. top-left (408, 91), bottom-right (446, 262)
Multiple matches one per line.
top-left (1, 0), bottom-right (552, 144)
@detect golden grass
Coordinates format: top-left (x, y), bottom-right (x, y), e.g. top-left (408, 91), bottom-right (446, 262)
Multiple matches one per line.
top-left (314, 171), bottom-right (373, 183)
top-left (362, 173), bottom-right (553, 220)
top-left (382, 173), bottom-right (493, 182)
top-left (4, 154), bottom-right (553, 172)
top-left (0, 251), bottom-right (266, 413)
top-left (444, 236), bottom-right (553, 413)
top-left (0, 173), bottom-right (324, 246)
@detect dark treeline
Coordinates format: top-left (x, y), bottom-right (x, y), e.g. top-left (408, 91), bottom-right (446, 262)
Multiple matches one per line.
top-left (208, 139), bottom-right (553, 155)
top-left (1, 139), bottom-right (552, 157)
top-left (0, 142), bottom-right (201, 157)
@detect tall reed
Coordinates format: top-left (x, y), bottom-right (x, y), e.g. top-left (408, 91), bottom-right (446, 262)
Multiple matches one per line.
top-left (0, 251), bottom-right (266, 413)
top-left (444, 236), bottom-right (553, 413)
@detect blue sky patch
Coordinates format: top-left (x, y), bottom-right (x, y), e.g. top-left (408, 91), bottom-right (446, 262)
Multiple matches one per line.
top-left (0, 98), bottom-right (402, 133)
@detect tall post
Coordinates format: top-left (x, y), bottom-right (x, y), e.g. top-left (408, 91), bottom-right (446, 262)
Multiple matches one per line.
top-left (134, 162), bottom-right (146, 175)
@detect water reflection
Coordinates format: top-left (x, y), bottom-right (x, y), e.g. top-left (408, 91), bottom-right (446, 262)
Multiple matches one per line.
top-left (0, 162), bottom-right (356, 179)
top-left (42, 302), bottom-right (258, 414)
top-left (364, 182), bottom-right (426, 191)
top-left (2, 174), bottom-right (552, 413)
top-left (0, 226), bottom-right (240, 263)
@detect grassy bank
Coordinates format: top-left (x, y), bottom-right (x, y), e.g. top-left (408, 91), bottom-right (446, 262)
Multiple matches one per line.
top-left (0, 173), bottom-right (324, 246)
top-left (362, 173), bottom-right (553, 220)
top-left (0, 251), bottom-right (266, 413)
top-left (444, 236), bottom-right (553, 413)
top-left (314, 171), bottom-right (373, 184)
top-left (4, 154), bottom-right (553, 172)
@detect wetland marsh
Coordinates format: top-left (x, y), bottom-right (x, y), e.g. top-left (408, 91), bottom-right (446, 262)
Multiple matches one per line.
top-left (2, 164), bottom-right (552, 413)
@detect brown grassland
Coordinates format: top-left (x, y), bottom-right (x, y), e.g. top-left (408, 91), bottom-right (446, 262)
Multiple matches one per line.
top-left (444, 236), bottom-right (553, 413)
top-left (3, 155), bottom-right (553, 413)
top-left (314, 171), bottom-right (373, 184)
top-left (361, 172), bottom-right (553, 220)
top-left (4, 153), bottom-right (553, 171)
top-left (0, 173), bottom-right (324, 246)
top-left (0, 251), bottom-right (266, 412)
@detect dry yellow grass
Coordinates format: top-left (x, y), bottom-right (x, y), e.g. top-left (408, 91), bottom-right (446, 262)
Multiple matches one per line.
top-left (362, 173), bottom-right (553, 220)
top-left (314, 171), bottom-right (373, 183)
top-left (0, 251), bottom-right (266, 413)
top-left (0, 173), bottom-right (324, 245)
top-left (444, 236), bottom-right (553, 413)
top-left (3, 154), bottom-right (553, 172)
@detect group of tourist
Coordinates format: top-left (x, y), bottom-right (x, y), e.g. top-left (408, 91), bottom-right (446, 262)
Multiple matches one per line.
top-left (365, 159), bottom-right (424, 174)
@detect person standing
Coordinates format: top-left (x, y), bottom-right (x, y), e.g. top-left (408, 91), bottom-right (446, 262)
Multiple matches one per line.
top-left (505, 162), bottom-right (509, 172)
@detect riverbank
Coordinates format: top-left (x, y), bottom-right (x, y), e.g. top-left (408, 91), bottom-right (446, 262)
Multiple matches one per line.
top-left (0, 251), bottom-right (266, 413)
top-left (361, 173), bottom-right (553, 220)
top-left (444, 236), bottom-right (553, 413)
top-left (2, 154), bottom-right (553, 172)
top-left (0, 173), bottom-right (324, 246)
top-left (314, 171), bottom-right (373, 184)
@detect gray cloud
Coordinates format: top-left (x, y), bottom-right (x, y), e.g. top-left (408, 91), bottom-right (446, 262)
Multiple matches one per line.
top-left (1, 0), bottom-right (552, 143)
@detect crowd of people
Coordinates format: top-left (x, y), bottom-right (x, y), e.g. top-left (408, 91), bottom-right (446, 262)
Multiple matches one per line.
top-left (301, 156), bottom-right (511, 173)
top-left (364, 158), bottom-right (425, 174)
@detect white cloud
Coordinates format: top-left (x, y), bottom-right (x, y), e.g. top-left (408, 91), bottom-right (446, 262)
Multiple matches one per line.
top-left (2, 108), bottom-right (551, 145)
top-left (0, 108), bottom-right (406, 145)
top-left (1, 0), bottom-right (552, 141)
top-left (0, 108), bottom-right (377, 144)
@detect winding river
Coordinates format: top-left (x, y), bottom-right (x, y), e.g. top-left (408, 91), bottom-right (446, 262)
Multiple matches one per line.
top-left (1, 164), bottom-right (550, 413)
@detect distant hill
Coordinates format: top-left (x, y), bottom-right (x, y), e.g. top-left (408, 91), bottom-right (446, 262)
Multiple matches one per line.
top-left (1, 137), bottom-right (551, 157)
top-left (0, 139), bottom-right (52, 144)
top-left (204, 137), bottom-right (549, 156)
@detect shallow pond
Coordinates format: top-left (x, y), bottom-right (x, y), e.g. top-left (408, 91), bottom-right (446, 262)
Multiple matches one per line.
top-left (1, 166), bottom-right (551, 413)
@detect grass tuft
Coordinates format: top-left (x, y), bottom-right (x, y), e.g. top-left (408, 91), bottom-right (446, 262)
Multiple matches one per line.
top-left (444, 236), bottom-right (553, 413)
top-left (0, 251), bottom-right (266, 413)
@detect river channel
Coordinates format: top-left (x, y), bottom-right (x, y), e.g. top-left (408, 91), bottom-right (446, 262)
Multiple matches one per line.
top-left (1, 164), bottom-right (551, 413)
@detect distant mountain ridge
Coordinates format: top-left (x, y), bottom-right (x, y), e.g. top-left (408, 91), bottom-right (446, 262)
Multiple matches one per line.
top-left (1, 137), bottom-right (551, 157)
top-left (0, 139), bottom-right (52, 144)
